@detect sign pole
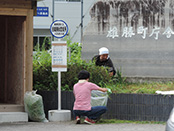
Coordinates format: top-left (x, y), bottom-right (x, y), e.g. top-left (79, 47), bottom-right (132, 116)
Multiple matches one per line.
top-left (49, 20), bottom-right (70, 122)
top-left (58, 71), bottom-right (61, 110)
top-left (51, 42), bottom-right (67, 110)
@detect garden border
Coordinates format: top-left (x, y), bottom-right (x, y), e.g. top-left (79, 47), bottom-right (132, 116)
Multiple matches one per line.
top-left (37, 91), bottom-right (174, 121)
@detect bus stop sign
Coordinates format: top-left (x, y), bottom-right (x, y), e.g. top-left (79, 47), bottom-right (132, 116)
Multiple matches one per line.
top-left (50, 20), bottom-right (68, 38)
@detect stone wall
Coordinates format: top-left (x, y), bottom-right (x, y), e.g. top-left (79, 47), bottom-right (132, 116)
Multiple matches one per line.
top-left (82, 0), bottom-right (174, 78)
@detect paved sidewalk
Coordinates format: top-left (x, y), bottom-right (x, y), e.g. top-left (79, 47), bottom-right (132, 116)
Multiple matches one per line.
top-left (0, 121), bottom-right (166, 131)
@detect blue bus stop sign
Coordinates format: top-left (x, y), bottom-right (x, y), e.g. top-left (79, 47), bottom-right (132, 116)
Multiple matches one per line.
top-left (50, 20), bottom-right (68, 38)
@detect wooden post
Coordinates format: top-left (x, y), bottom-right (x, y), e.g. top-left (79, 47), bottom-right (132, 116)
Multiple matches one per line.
top-left (4, 17), bottom-right (8, 103)
top-left (25, 9), bottom-right (33, 92)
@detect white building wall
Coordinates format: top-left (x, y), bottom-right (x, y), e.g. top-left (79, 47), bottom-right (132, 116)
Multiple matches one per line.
top-left (34, 0), bottom-right (53, 29)
top-left (33, 0), bottom-right (95, 43)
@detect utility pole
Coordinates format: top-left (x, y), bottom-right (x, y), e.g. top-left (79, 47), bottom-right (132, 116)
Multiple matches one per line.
top-left (52, 0), bottom-right (55, 41)
top-left (81, 0), bottom-right (83, 43)
top-left (52, 0), bottom-right (55, 23)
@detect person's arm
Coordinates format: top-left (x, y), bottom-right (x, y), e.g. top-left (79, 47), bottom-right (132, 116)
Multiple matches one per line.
top-left (98, 87), bottom-right (108, 92)
top-left (107, 59), bottom-right (116, 76)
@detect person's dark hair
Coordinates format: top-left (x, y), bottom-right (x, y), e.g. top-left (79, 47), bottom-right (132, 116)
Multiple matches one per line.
top-left (78, 70), bottom-right (90, 80)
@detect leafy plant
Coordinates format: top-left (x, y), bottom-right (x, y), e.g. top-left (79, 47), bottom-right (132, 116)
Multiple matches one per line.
top-left (33, 39), bottom-right (174, 94)
top-left (114, 67), bottom-right (126, 84)
top-left (33, 51), bottom-right (58, 91)
top-left (33, 37), bottom-right (51, 51)
top-left (33, 38), bottom-right (112, 91)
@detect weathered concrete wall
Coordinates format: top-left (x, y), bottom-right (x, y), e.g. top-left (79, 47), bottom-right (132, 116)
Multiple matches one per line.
top-left (82, 0), bottom-right (174, 78)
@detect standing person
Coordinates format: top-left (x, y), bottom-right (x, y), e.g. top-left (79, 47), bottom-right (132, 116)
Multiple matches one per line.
top-left (73, 70), bottom-right (108, 124)
top-left (92, 47), bottom-right (116, 77)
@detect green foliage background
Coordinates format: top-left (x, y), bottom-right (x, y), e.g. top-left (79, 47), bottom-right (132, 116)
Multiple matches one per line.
top-left (33, 37), bottom-right (174, 94)
top-left (33, 37), bottom-right (112, 91)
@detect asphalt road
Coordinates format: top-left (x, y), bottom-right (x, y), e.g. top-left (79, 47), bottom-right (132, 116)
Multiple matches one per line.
top-left (0, 121), bottom-right (166, 131)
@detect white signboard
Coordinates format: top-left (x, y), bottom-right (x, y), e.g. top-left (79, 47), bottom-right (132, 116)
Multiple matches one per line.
top-left (52, 41), bottom-right (67, 72)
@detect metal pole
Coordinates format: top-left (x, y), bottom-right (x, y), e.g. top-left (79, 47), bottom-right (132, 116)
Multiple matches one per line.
top-left (52, 0), bottom-right (55, 41)
top-left (58, 71), bottom-right (61, 110)
top-left (81, 0), bottom-right (83, 43)
top-left (52, 0), bottom-right (55, 22)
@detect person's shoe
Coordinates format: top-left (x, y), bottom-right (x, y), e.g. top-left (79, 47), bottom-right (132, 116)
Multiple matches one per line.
top-left (84, 117), bottom-right (96, 124)
top-left (76, 116), bottom-right (80, 124)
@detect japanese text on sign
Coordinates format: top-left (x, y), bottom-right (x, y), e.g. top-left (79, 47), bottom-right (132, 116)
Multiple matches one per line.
top-left (52, 42), bottom-right (67, 72)
top-left (107, 26), bottom-right (174, 40)
top-left (36, 7), bottom-right (49, 17)
top-left (50, 20), bottom-right (68, 38)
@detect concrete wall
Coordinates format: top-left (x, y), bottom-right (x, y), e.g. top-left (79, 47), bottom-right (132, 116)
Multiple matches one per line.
top-left (82, 0), bottom-right (174, 78)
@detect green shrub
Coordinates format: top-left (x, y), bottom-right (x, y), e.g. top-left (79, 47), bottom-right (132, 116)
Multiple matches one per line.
top-left (61, 61), bottom-right (111, 90)
top-left (33, 40), bottom-right (112, 91)
top-left (34, 37), bottom-right (174, 94)
top-left (33, 37), bottom-right (51, 51)
top-left (33, 51), bottom-right (58, 91)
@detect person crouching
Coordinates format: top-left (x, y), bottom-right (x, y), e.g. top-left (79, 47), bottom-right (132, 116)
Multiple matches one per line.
top-left (73, 70), bottom-right (108, 124)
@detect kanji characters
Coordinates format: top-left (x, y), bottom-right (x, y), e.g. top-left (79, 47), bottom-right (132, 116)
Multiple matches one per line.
top-left (106, 26), bottom-right (119, 38)
top-left (122, 27), bottom-right (135, 38)
top-left (163, 27), bottom-right (174, 38)
top-left (106, 26), bottom-right (174, 39)
top-left (137, 26), bottom-right (148, 39)
top-left (149, 26), bottom-right (160, 40)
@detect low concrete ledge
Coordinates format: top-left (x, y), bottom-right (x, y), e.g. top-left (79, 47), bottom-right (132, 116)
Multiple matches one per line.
top-left (48, 110), bottom-right (71, 122)
top-left (0, 112), bottom-right (28, 123)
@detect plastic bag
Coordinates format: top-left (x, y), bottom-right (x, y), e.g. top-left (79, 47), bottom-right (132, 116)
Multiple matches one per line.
top-left (91, 90), bottom-right (108, 107)
top-left (24, 91), bottom-right (48, 122)
top-left (166, 107), bottom-right (174, 130)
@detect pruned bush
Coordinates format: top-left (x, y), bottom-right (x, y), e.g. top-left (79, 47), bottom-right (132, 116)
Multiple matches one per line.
top-left (33, 51), bottom-right (58, 91)
top-left (33, 41), bottom-right (112, 91)
top-left (61, 61), bottom-right (111, 90)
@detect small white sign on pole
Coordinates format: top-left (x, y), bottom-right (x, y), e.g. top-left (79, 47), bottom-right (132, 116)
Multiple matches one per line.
top-left (52, 41), bottom-right (67, 111)
top-left (52, 41), bottom-right (67, 72)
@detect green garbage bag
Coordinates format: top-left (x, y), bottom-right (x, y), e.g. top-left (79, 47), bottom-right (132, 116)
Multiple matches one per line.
top-left (24, 91), bottom-right (48, 122)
